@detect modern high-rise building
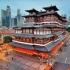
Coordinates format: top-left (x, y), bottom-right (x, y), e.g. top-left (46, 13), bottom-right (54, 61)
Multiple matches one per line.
top-left (14, 18), bottom-right (17, 26)
top-left (0, 21), bottom-right (2, 26)
top-left (1, 5), bottom-right (11, 28)
top-left (11, 17), bottom-right (17, 27)
top-left (17, 9), bottom-right (21, 22)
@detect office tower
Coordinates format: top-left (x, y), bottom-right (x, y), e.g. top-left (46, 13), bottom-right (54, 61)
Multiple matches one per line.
top-left (1, 5), bottom-right (11, 28)
top-left (17, 9), bottom-right (21, 22)
top-left (11, 17), bottom-right (17, 27)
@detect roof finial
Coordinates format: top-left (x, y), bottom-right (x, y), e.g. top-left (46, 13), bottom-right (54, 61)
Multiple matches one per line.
top-left (51, 4), bottom-right (52, 6)
top-left (33, 7), bottom-right (34, 9)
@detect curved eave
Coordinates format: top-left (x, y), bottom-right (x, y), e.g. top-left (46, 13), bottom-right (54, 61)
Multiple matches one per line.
top-left (22, 15), bottom-right (36, 17)
top-left (25, 9), bottom-right (39, 13)
top-left (12, 33), bottom-right (54, 38)
top-left (9, 36), bottom-right (67, 52)
top-left (37, 12), bottom-right (56, 16)
top-left (43, 6), bottom-right (59, 11)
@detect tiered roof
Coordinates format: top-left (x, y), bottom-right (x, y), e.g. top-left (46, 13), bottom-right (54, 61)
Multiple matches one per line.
top-left (25, 8), bottom-right (39, 13)
top-left (43, 5), bottom-right (59, 11)
top-left (9, 36), bottom-right (66, 52)
top-left (22, 5), bottom-right (67, 22)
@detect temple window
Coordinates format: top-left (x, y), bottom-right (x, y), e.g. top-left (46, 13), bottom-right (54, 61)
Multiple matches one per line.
top-left (30, 29), bottom-right (32, 33)
top-left (34, 38), bottom-right (38, 43)
top-left (26, 38), bottom-right (29, 42)
top-left (51, 10), bottom-right (54, 12)
top-left (47, 17), bottom-right (51, 21)
top-left (43, 16), bottom-right (47, 22)
top-left (44, 38), bottom-right (50, 43)
top-left (17, 37), bottom-right (20, 40)
top-left (37, 30), bottom-right (39, 34)
top-left (26, 29), bottom-right (29, 33)
top-left (34, 30), bottom-right (36, 34)
top-left (23, 29), bottom-right (25, 33)
top-left (39, 39), bottom-right (43, 43)
top-left (44, 38), bottom-right (46, 43)
top-left (40, 30), bottom-right (43, 34)
top-left (16, 30), bottom-right (18, 33)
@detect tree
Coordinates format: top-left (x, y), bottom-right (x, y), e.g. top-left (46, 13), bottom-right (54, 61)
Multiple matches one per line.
top-left (3, 36), bottom-right (12, 43)
top-left (66, 27), bottom-right (70, 32)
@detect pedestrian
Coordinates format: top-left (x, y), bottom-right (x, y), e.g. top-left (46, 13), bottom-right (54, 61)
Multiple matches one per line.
top-left (6, 65), bottom-right (8, 70)
top-left (11, 57), bottom-right (14, 60)
top-left (46, 60), bottom-right (49, 65)
top-left (39, 56), bottom-right (40, 60)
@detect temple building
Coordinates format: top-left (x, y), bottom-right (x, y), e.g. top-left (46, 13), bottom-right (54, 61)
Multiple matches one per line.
top-left (9, 5), bottom-right (68, 59)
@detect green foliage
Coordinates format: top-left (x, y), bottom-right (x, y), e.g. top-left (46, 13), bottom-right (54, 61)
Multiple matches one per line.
top-left (66, 27), bottom-right (70, 32)
top-left (3, 36), bottom-right (12, 43)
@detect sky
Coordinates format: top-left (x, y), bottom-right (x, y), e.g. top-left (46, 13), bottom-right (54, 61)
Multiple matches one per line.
top-left (0, 0), bottom-right (70, 20)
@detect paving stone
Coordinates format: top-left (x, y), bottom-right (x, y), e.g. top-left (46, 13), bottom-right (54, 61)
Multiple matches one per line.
top-left (21, 64), bottom-right (29, 69)
top-left (21, 59), bottom-right (28, 64)
top-left (31, 62), bottom-right (40, 68)
top-left (26, 67), bottom-right (36, 70)
top-left (25, 61), bottom-right (34, 66)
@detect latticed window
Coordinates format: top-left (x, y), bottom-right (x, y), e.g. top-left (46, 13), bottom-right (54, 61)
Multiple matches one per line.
top-left (39, 39), bottom-right (43, 43)
top-left (23, 29), bottom-right (25, 33)
top-left (30, 29), bottom-right (32, 33)
top-left (44, 38), bottom-right (50, 43)
top-left (17, 37), bottom-right (20, 40)
top-left (43, 16), bottom-right (47, 22)
top-left (27, 38), bottom-right (29, 42)
top-left (34, 38), bottom-right (37, 43)
top-left (47, 17), bottom-right (51, 21)
top-left (44, 38), bottom-right (46, 43)
top-left (26, 29), bottom-right (29, 33)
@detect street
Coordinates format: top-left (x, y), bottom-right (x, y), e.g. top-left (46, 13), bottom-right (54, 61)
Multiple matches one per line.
top-left (57, 38), bottom-right (70, 64)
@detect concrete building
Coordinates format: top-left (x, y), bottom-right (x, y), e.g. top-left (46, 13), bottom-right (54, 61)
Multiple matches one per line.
top-left (17, 9), bottom-right (21, 22)
top-left (11, 17), bottom-right (17, 27)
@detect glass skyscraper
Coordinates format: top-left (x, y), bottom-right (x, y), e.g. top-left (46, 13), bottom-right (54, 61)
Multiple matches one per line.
top-left (1, 6), bottom-right (11, 28)
top-left (17, 9), bottom-right (21, 22)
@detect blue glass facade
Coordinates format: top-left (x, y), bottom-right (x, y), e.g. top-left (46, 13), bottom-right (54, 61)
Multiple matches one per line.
top-left (5, 16), bottom-right (10, 28)
top-left (14, 18), bottom-right (17, 26)
top-left (17, 14), bottom-right (21, 22)
top-left (1, 6), bottom-right (11, 28)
